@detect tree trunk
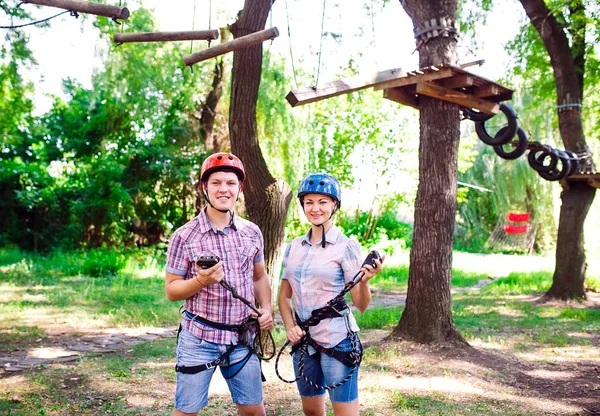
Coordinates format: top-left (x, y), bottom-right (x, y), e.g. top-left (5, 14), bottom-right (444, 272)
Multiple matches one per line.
top-left (389, 0), bottom-right (465, 344)
top-left (228, 0), bottom-right (291, 309)
top-left (518, 0), bottom-right (596, 300)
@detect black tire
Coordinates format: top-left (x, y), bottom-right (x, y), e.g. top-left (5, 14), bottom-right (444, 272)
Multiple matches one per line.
top-left (527, 146), bottom-right (558, 173)
top-left (564, 150), bottom-right (579, 176)
top-left (493, 126), bottom-right (529, 160)
top-left (538, 152), bottom-right (571, 181)
top-left (475, 103), bottom-right (519, 146)
top-left (462, 107), bottom-right (494, 122)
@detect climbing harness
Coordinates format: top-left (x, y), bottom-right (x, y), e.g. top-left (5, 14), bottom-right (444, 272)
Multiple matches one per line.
top-left (175, 310), bottom-right (266, 381)
top-left (275, 250), bottom-right (381, 390)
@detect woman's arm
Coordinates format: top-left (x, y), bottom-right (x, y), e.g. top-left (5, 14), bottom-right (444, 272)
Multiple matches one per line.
top-left (278, 279), bottom-right (305, 343)
top-left (349, 258), bottom-right (383, 312)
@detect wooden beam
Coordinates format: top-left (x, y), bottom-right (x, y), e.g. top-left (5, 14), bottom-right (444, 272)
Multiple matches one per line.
top-left (383, 87), bottom-right (418, 109)
top-left (372, 67), bottom-right (454, 91)
top-left (114, 30), bottom-right (219, 44)
top-left (472, 83), bottom-right (500, 98)
top-left (460, 59), bottom-right (485, 68)
top-left (440, 74), bottom-right (473, 89)
top-left (24, 0), bottom-right (129, 20)
top-left (588, 178), bottom-right (600, 189)
top-left (286, 68), bottom-right (406, 107)
top-left (183, 27), bottom-right (279, 66)
top-left (416, 81), bottom-right (499, 114)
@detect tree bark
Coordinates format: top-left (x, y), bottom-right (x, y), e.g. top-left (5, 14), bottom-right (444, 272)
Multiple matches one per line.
top-left (228, 0), bottom-right (291, 310)
top-left (518, 0), bottom-right (596, 300)
top-left (389, 0), bottom-right (465, 344)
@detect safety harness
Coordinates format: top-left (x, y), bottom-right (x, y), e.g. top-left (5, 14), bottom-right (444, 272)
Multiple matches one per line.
top-left (175, 279), bottom-right (275, 380)
top-left (275, 251), bottom-right (381, 390)
top-left (175, 309), bottom-right (269, 380)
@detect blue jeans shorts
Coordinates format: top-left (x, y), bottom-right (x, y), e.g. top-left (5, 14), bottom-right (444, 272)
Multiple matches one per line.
top-left (174, 328), bottom-right (263, 413)
top-left (292, 337), bottom-right (360, 403)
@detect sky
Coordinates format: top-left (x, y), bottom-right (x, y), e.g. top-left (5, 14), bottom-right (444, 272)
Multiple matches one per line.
top-left (12, 0), bottom-right (526, 114)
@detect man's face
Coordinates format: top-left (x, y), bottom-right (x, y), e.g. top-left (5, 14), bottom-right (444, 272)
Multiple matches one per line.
top-left (205, 171), bottom-right (241, 211)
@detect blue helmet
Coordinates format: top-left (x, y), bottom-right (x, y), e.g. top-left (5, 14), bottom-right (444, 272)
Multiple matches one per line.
top-left (297, 173), bottom-right (341, 208)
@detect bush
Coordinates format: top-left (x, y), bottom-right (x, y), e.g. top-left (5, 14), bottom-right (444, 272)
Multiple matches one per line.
top-left (81, 247), bottom-right (127, 277)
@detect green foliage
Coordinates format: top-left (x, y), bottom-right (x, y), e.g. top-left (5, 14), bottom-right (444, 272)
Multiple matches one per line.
top-left (336, 210), bottom-right (413, 251)
top-left (0, 8), bottom-right (217, 250)
top-left (80, 247), bottom-right (128, 277)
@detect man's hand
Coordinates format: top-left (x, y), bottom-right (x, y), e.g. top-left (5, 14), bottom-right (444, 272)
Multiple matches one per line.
top-left (286, 325), bottom-right (306, 344)
top-left (195, 262), bottom-right (224, 286)
top-left (254, 308), bottom-right (274, 331)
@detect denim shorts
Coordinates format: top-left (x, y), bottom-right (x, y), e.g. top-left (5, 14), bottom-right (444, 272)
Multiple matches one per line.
top-left (292, 337), bottom-right (360, 403)
top-left (174, 328), bottom-right (263, 413)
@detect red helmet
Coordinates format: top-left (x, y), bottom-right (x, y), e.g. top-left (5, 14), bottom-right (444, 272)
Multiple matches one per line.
top-left (200, 152), bottom-right (245, 191)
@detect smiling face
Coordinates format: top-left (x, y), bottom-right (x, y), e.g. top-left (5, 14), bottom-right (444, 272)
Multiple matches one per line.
top-left (302, 193), bottom-right (337, 226)
top-left (204, 171), bottom-right (241, 212)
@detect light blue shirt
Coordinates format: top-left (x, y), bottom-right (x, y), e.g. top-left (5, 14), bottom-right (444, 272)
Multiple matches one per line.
top-left (282, 225), bottom-right (362, 348)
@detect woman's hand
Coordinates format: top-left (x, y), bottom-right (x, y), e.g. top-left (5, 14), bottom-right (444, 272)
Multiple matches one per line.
top-left (360, 255), bottom-right (385, 284)
top-left (286, 325), bottom-right (306, 344)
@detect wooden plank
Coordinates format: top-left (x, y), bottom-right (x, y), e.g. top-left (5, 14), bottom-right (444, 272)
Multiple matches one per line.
top-left (25, 0), bottom-right (129, 20)
top-left (114, 30), bottom-right (219, 44)
top-left (440, 74), bottom-right (474, 89)
top-left (383, 87), bottom-right (419, 109)
top-left (472, 83), bottom-right (500, 98)
top-left (588, 178), bottom-right (600, 189)
top-left (416, 81), bottom-right (499, 114)
top-left (183, 27), bottom-right (279, 66)
top-left (286, 68), bottom-right (407, 107)
top-left (372, 67), bottom-right (454, 91)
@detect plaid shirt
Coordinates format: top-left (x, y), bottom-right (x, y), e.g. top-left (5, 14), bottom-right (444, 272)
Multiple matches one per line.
top-left (166, 208), bottom-right (264, 345)
top-left (281, 225), bottom-right (361, 348)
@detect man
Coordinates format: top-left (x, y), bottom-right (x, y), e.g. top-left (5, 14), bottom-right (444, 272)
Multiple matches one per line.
top-left (165, 152), bottom-right (274, 416)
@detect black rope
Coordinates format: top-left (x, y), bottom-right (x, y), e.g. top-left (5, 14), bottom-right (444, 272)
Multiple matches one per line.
top-left (1, 9), bottom-right (77, 29)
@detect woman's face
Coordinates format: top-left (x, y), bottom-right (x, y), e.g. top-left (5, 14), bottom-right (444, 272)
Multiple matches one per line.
top-left (302, 194), bottom-right (336, 226)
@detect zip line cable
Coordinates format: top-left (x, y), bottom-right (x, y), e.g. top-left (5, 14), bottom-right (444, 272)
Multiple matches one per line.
top-left (284, 0), bottom-right (299, 88)
top-left (1, 9), bottom-right (77, 29)
top-left (190, 0), bottom-right (197, 53)
top-left (313, 0), bottom-right (326, 88)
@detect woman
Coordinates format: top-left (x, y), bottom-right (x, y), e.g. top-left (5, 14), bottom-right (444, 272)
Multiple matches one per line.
top-left (278, 173), bottom-right (383, 416)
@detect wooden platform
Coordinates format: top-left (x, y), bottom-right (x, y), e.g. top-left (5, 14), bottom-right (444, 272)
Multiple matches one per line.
top-left (285, 64), bottom-right (514, 115)
top-left (564, 173), bottom-right (600, 188)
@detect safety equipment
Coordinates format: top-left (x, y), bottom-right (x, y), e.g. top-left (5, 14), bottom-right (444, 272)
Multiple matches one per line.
top-left (201, 152), bottom-right (245, 191)
top-left (297, 173), bottom-right (341, 208)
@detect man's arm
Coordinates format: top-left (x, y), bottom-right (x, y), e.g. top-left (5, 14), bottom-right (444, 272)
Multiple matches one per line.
top-left (252, 260), bottom-right (274, 330)
top-left (165, 262), bottom-right (224, 301)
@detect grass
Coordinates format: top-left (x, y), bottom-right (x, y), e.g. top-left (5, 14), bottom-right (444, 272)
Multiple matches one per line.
top-left (0, 247), bottom-right (174, 332)
top-left (2, 246), bottom-right (600, 415)
top-left (372, 264), bottom-right (487, 292)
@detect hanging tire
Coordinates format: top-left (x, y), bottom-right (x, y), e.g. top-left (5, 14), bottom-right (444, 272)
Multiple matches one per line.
top-left (527, 146), bottom-right (558, 173)
top-left (538, 151), bottom-right (572, 181)
top-left (475, 103), bottom-right (519, 146)
top-left (564, 150), bottom-right (579, 177)
top-left (493, 126), bottom-right (529, 160)
top-left (462, 107), bottom-right (494, 122)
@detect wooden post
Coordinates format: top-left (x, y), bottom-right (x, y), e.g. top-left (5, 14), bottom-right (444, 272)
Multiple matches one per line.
top-left (24, 0), bottom-right (129, 20)
top-left (114, 30), bottom-right (219, 44)
top-left (183, 27), bottom-right (279, 66)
